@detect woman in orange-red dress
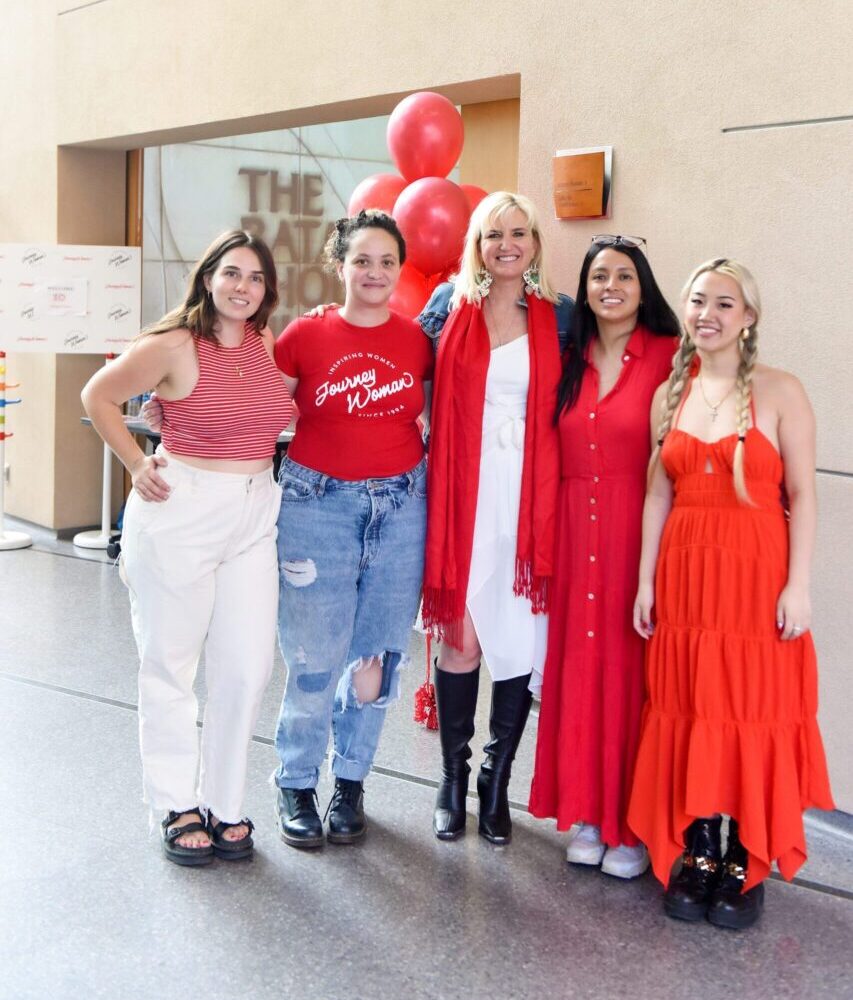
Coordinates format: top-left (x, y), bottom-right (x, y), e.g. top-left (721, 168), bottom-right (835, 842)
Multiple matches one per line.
top-left (629, 258), bottom-right (834, 929)
top-left (529, 236), bottom-right (679, 879)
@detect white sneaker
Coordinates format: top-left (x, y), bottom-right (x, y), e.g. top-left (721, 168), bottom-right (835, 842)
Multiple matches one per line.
top-left (565, 824), bottom-right (606, 866)
top-left (601, 843), bottom-right (650, 879)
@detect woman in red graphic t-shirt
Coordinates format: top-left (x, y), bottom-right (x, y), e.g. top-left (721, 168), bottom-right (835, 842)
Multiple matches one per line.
top-left (271, 210), bottom-right (433, 849)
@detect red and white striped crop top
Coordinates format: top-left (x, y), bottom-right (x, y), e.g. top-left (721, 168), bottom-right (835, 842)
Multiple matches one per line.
top-left (160, 327), bottom-right (294, 460)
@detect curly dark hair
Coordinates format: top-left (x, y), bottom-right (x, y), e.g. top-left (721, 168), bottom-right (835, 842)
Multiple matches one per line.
top-left (323, 209), bottom-right (407, 273)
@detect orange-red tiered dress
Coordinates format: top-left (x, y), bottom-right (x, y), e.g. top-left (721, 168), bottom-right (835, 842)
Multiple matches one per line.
top-left (627, 402), bottom-right (834, 891)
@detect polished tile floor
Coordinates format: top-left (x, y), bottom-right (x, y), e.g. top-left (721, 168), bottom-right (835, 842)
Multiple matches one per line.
top-left (1, 523), bottom-right (852, 1000)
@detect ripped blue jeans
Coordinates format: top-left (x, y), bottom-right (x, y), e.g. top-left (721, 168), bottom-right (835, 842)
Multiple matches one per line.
top-left (273, 455), bottom-right (427, 788)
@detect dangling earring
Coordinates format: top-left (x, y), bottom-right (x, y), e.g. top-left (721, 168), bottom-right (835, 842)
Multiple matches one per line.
top-left (523, 265), bottom-right (542, 298)
top-left (475, 267), bottom-right (493, 299)
top-left (740, 326), bottom-right (750, 342)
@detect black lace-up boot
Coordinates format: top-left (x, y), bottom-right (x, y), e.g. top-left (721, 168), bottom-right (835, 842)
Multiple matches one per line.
top-left (477, 673), bottom-right (533, 844)
top-left (433, 664), bottom-right (480, 840)
top-left (326, 778), bottom-right (366, 844)
top-left (276, 786), bottom-right (324, 848)
top-left (663, 817), bottom-right (723, 921)
top-left (707, 818), bottom-right (765, 929)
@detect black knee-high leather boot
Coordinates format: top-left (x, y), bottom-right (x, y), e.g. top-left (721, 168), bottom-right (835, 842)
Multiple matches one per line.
top-left (477, 673), bottom-right (533, 845)
top-left (707, 818), bottom-right (765, 929)
top-left (432, 664), bottom-right (480, 840)
top-left (663, 817), bottom-right (723, 921)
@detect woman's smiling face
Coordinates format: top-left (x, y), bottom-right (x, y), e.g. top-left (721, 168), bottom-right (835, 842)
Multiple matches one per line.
top-left (337, 227), bottom-right (402, 308)
top-left (585, 248), bottom-right (641, 327)
top-left (478, 207), bottom-right (538, 283)
top-left (684, 270), bottom-right (756, 355)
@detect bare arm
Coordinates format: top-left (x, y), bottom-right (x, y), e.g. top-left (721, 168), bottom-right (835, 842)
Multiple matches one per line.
top-left (81, 332), bottom-right (184, 501)
top-left (774, 372), bottom-right (817, 639)
top-left (420, 380), bottom-right (432, 434)
top-left (633, 383), bottom-right (674, 638)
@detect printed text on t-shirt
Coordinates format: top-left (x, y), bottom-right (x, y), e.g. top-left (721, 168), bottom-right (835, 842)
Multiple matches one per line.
top-left (315, 354), bottom-right (416, 417)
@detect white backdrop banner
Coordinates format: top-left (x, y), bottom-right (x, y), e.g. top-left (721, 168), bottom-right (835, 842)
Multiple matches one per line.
top-left (0, 244), bottom-right (141, 354)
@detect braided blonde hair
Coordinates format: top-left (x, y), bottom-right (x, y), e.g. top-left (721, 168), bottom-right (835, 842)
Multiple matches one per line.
top-left (648, 258), bottom-right (762, 505)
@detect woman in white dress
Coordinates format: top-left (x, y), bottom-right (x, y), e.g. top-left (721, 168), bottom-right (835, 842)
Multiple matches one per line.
top-left (419, 192), bottom-right (573, 843)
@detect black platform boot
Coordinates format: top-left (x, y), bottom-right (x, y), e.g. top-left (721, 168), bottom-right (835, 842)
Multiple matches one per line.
top-left (477, 673), bottom-right (533, 845)
top-left (433, 664), bottom-right (480, 840)
top-left (663, 817), bottom-right (723, 921)
top-left (276, 786), bottom-right (325, 849)
top-left (326, 778), bottom-right (366, 844)
top-left (707, 818), bottom-right (765, 929)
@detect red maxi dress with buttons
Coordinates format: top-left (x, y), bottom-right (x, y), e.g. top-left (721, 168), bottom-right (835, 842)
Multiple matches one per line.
top-left (529, 326), bottom-right (677, 847)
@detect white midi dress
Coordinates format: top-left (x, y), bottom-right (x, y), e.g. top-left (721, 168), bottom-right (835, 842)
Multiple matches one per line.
top-left (466, 335), bottom-right (548, 682)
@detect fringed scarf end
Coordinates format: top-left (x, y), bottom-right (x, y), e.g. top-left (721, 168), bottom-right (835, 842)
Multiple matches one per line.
top-left (421, 587), bottom-right (465, 650)
top-left (513, 559), bottom-right (551, 614)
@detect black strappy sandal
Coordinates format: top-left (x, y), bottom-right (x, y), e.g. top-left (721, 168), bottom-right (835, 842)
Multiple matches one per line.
top-left (207, 816), bottom-right (255, 861)
top-left (161, 810), bottom-right (214, 867)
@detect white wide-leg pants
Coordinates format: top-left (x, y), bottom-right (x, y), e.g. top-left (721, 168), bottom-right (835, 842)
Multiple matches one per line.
top-left (120, 449), bottom-right (282, 823)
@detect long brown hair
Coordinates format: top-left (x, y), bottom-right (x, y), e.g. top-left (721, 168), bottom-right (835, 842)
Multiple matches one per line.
top-left (648, 258), bottom-right (761, 505)
top-left (143, 230), bottom-right (278, 341)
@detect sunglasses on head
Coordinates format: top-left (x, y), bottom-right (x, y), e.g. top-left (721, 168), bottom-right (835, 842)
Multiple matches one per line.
top-left (591, 234), bottom-right (647, 249)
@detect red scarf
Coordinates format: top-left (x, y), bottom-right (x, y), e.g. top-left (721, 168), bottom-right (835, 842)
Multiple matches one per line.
top-left (422, 293), bottom-right (561, 649)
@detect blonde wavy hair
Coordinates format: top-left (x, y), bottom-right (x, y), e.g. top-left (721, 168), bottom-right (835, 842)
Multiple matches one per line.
top-left (450, 191), bottom-right (559, 309)
top-left (649, 258), bottom-right (762, 504)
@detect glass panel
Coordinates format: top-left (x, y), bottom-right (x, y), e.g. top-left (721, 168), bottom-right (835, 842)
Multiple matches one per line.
top-left (143, 115), bottom-right (461, 331)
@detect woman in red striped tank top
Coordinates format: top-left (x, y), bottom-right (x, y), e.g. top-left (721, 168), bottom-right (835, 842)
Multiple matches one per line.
top-left (82, 231), bottom-right (293, 867)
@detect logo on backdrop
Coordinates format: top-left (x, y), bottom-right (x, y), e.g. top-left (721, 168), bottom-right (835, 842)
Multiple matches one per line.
top-left (21, 249), bottom-right (46, 266)
top-left (64, 331), bottom-right (88, 349)
top-left (107, 252), bottom-right (134, 269)
top-left (107, 304), bottom-right (131, 322)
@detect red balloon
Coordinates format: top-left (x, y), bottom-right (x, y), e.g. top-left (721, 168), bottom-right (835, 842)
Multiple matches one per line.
top-left (460, 184), bottom-right (489, 213)
top-left (426, 266), bottom-right (455, 294)
top-left (387, 92), bottom-right (464, 183)
top-left (394, 178), bottom-right (469, 276)
top-left (347, 173), bottom-right (407, 216)
top-left (389, 263), bottom-right (430, 318)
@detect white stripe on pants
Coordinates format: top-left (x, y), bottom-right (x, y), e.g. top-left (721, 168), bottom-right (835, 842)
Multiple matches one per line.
top-left (120, 449), bottom-right (282, 823)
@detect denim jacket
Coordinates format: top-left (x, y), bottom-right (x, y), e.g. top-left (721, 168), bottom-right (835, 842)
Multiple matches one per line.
top-left (417, 282), bottom-right (575, 354)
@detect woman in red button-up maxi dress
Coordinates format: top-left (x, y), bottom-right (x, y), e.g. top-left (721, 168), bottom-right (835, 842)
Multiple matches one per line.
top-left (529, 237), bottom-right (679, 878)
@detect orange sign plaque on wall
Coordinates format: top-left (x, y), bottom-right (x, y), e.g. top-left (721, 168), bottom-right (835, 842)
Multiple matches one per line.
top-left (552, 146), bottom-right (612, 220)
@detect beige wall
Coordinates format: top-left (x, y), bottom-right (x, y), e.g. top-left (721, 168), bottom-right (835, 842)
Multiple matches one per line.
top-left (460, 100), bottom-right (520, 193)
top-left (3, 0), bottom-right (851, 806)
top-left (2, 3), bottom-right (59, 526)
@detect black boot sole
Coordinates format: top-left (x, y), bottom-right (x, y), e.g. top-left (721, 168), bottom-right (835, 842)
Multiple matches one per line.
top-left (707, 907), bottom-right (762, 930)
top-left (327, 827), bottom-right (366, 845)
top-left (663, 897), bottom-right (710, 922)
top-left (478, 823), bottom-right (511, 845)
top-left (435, 828), bottom-right (465, 841)
top-left (434, 822), bottom-right (466, 841)
top-left (279, 829), bottom-right (325, 849)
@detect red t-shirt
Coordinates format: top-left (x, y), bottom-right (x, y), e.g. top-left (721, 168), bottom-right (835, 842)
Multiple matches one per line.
top-left (274, 310), bottom-right (434, 479)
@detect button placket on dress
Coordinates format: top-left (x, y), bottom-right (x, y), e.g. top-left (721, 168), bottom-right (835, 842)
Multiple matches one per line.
top-left (585, 390), bottom-right (601, 641)
top-left (582, 348), bottom-right (632, 642)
